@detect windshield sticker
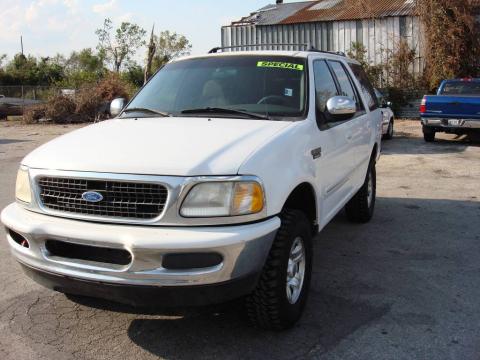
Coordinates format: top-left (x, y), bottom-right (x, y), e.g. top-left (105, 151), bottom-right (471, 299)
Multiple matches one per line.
top-left (257, 61), bottom-right (304, 71)
top-left (285, 88), bottom-right (293, 97)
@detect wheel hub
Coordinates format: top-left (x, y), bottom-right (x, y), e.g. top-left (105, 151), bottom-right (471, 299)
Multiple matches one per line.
top-left (286, 237), bottom-right (306, 304)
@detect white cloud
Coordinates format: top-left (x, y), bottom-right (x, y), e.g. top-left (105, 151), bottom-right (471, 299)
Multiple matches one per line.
top-left (47, 17), bottom-right (68, 31)
top-left (116, 12), bottom-right (133, 23)
top-left (92, 0), bottom-right (117, 14)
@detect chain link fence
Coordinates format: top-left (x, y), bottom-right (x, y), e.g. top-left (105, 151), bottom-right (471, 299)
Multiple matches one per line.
top-left (0, 85), bottom-right (55, 101)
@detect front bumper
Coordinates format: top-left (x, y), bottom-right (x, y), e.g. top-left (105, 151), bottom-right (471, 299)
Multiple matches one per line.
top-left (1, 203), bottom-right (279, 304)
top-left (421, 118), bottom-right (480, 130)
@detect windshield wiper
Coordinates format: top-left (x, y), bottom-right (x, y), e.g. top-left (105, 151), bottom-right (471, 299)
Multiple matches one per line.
top-left (181, 107), bottom-right (270, 120)
top-left (122, 107), bottom-right (171, 117)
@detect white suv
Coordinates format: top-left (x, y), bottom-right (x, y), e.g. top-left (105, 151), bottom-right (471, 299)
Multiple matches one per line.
top-left (1, 49), bottom-right (382, 330)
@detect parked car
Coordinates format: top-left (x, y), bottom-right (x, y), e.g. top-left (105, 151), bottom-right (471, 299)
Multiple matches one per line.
top-left (420, 78), bottom-right (480, 142)
top-left (1, 48), bottom-right (382, 330)
top-left (375, 89), bottom-right (394, 140)
top-left (0, 97), bottom-right (42, 119)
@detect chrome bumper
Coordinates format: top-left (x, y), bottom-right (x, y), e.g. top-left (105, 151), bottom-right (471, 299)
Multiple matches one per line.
top-left (421, 118), bottom-right (480, 129)
top-left (1, 203), bottom-right (279, 287)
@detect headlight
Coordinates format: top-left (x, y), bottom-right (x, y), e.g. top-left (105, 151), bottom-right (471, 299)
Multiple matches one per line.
top-left (15, 166), bottom-right (32, 204)
top-left (180, 181), bottom-right (264, 218)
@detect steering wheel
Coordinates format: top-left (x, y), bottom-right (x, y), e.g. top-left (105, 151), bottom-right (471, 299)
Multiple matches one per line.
top-left (257, 95), bottom-right (286, 105)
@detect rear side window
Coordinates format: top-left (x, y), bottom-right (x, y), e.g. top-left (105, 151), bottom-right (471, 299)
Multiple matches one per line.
top-left (328, 60), bottom-right (363, 111)
top-left (441, 81), bottom-right (480, 95)
top-left (349, 63), bottom-right (378, 111)
top-left (313, 60), bottom-right (338, 112)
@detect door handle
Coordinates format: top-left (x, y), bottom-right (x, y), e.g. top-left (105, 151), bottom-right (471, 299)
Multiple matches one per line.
top-left (346, 134), bottom-right (353, 141)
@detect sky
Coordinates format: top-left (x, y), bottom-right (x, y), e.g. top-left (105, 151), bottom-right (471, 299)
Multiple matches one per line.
top-left (0, 0), bottom-right (308, 62)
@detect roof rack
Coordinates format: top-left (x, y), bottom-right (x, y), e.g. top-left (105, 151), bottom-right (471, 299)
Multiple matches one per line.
top-left (208, 44), bottom-right (346, 57)
top-left (209, 43), bottom-right (309, 53)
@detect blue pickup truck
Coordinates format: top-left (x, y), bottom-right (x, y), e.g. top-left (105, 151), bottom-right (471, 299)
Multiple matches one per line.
top-left (420, 78), bottom-right (480, 142)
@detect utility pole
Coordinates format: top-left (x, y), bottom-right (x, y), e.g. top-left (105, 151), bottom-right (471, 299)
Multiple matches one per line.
top-left (20, 36), bottom-right (24, 55)
top-left (144, 24), bottom-right (156, 85)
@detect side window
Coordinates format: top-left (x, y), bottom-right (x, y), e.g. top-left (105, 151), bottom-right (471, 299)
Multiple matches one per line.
top-left (328, 61), bottom-right (358, 104)
top-left (349, 63), bottom-right (379, 111)
top-left (313, 60), bottom-right (338, 113)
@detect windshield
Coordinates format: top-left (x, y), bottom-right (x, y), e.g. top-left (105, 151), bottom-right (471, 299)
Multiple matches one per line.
top-left (441, 81), bottom-right (480, 95)
top-left (123, 55), bottom-right (308, 120)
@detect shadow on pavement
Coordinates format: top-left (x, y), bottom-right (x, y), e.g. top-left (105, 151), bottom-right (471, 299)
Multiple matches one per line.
top-left (0, 139), bottom-right (31, 145)
top-left (3, 197), bottom-right (479, 359)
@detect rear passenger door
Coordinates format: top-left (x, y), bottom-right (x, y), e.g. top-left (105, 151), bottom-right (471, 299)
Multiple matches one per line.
top-left (348, 63), bottom-right (382, 170)
top-left (327, 60), bottom-right (370, 188)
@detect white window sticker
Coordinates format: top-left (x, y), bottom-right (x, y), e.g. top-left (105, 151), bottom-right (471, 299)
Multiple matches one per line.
top-left (285, 88), bottom-right (293, 97)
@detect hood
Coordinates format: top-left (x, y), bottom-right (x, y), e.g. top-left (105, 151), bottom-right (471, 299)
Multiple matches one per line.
top-left (23, 117), bottom-right (292, 176)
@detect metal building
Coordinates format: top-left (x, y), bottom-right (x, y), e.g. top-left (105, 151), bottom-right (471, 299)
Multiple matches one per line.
top-left (221, 0), bottom-right (424, 75)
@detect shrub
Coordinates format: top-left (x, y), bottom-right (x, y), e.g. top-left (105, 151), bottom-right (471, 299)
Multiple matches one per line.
top-left (25, 72), bottom-right (133, 123)
top-left (23, 104), bottom-right (47, 124)
top-left (44, 95), bottom-right (76, 123)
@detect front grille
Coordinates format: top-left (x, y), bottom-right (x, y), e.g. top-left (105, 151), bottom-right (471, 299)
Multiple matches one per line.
top-left (38, 177), bottom-right (168, 220)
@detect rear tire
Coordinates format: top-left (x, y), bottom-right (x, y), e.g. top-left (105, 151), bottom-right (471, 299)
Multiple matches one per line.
top-left (245, 209), bottom-right (312, 331)
top-left (346, 159), bottom-right (376, 223)
top-left (423, 126), bottom-right (436, 142)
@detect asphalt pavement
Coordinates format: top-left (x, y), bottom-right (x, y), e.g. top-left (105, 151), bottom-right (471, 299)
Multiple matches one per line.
top-left (0, 120), bottom-right (479, 360)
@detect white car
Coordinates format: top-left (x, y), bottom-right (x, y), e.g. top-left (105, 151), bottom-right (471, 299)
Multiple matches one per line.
top-left (375, 89), bottom-right (395, 140)
top-left (1, 49), bottom-right (382, 330)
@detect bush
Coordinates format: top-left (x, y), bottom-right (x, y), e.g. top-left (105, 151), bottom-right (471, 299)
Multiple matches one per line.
top-left (45, 95), bottom-right (76, 123)
top-left (75, 73), bottom-right (131, 121)
top-left (23, 104), bottom-right (47, 124)
top-left (24, 72), bottom-right (133, 124)
top-left (95, 73), bottom-right (132, 101)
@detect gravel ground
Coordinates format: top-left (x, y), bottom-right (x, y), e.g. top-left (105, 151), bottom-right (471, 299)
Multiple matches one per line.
top-left (0, 120), bottom-right (479, 360)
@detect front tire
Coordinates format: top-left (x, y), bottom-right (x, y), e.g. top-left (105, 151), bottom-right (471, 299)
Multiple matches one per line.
top-left (383, 119), bottom-right (394, 140)
top-left (245, 209), bottom-right (312, 331)
top-left (346, 159), bottom-right (376, 223)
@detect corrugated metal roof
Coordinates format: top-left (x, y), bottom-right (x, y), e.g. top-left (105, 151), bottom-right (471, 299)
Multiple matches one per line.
top-left (281, 0), bottom-right (416, 24)
top-left (228, 0), bottom-right (480, 26)
top-left (230, 1), bottom-right (313, 26)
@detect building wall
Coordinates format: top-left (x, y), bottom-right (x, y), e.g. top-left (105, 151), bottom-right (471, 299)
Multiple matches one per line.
top-left (221, 16), bottom-right (424, 76)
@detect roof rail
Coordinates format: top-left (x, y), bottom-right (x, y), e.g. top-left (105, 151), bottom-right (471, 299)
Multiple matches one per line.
top-left (307, 46), bottom-right (346, 57)
top-left (208, 44), bottom-right (346, 57)
top-left (209, 43), bottom-right (309, 53)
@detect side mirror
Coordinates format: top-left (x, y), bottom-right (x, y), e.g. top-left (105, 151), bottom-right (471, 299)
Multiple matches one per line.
top-left (326, 96), bottom-right (356, 121)
top-left (109, 98), bottom-right (126, 117)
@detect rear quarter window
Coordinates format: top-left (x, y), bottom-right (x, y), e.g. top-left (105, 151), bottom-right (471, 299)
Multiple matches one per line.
top-left (348, 63), bottom-right (379, 111)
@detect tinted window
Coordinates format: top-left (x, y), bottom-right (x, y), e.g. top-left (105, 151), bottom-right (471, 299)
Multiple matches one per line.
top-left (441, 81), bottom-right (480, 95)
top-left (313, 60), bottom-right (338, 112)
top-left (329, 61), bottom-right (357, 103)
top-left (125, 56), bottom-right (308, 120)
top-left (374, 89), bottom-right (385, 105)
top-left (349, 63), bottom-right (378, 110)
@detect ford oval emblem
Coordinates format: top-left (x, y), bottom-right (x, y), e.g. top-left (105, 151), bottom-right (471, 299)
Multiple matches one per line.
top-left (82, 191), bottom-right (104, 203)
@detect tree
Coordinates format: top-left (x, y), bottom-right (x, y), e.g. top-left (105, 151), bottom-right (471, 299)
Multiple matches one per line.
top-left (0, 54), bottom-right (6, 68)
top-left (123, 62), bottom-right (144, 88)
top-left (151, 30), bottom-right (192, 72)
top-left (416, 0), bottom-right (480, 91)
top-left (347, 42), bottom-right (383, 88)
top-left (144, 25), bottom-right (156, 84)
top-left (67, 48), bottom-right (105, 74)
top-left (59, 48), bottom-right (106, 87)
top-left (95, 18), bottom-right (146, 73)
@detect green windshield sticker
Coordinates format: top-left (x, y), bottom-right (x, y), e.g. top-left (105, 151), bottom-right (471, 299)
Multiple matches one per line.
top-left (257, 61), bottom-right (304, 71)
